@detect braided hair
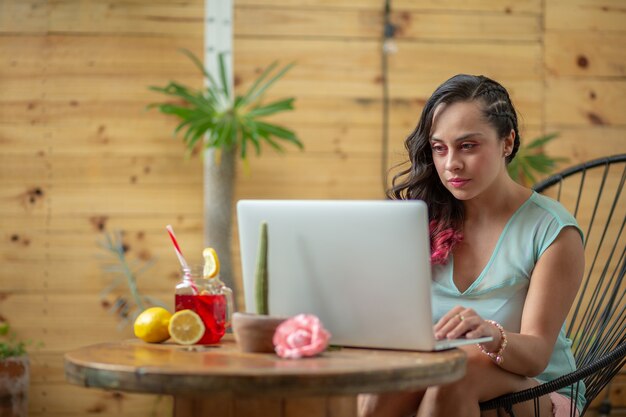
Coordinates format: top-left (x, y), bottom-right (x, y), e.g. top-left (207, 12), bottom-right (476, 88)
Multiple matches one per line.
top-left (387, 75), bottom-right (522, 264)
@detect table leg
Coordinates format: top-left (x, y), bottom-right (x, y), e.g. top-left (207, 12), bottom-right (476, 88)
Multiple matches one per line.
top-left (174, 393), bottom-right (357, 417)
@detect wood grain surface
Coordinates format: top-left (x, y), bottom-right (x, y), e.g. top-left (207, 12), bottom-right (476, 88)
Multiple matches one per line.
top-left (65, 335), bottom-right (466, 396)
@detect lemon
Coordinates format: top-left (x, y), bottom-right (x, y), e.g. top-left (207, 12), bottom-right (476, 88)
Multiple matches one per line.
top-left (168, 309), bottom-right (205, 345)
top-left (134, 307), bottom-right (172, 343)
top-left (202, 247), bottom-right (220, 278)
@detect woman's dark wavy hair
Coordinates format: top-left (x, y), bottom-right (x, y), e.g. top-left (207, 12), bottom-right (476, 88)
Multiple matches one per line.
top-left (387, 74), bottom-right (521, 257)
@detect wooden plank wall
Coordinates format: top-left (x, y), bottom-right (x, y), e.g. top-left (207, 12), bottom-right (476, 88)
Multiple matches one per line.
top-left (0, 0), bottom-right (624, 415)
top-left (1, 0), bottom-right (205, 415)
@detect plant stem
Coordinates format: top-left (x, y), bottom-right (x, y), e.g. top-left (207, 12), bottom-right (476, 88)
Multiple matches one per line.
top-left (117, 253), bottom-right (145, 312)
top-left (108, 232), bottom-right (146, 312)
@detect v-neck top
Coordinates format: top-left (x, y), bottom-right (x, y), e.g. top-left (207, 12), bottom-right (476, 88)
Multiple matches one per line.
top-left (431, 192), bottom-right (585, 412)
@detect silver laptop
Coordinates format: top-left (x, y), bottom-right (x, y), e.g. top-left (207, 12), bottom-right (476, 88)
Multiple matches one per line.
top-left (237, 199), bottom-right (491, 351)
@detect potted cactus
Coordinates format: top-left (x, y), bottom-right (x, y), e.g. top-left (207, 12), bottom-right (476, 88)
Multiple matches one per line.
top-left (232, 221), bottom-right (286, 352)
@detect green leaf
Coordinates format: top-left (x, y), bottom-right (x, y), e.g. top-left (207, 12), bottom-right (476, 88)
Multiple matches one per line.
top-left (228, 115), bottom-right (239, 148)
top-left (255, 121), bottom-right (303, 149)
top-left (181, 122), bottom-right (201, 146)
top-left (526, 133), bottom-right (559, 150)
top-left (234, 95), bottom-right (245, 109)
top-left (243, 123), bottom-right (262, 156)
top-left (185, 133), bottom-right (204, 153)
top-left (149, 84), bottom-right (217, 117)
top-left (0, 322), bottom-right (9, 336)
top-left (178, 48), bottom-right (221, 92)
top-left (173, 110), bottom-right (210, 134)
top-left (249, 62), bottom-right (295, 104)
top-left (240, 130), bottom-right (248, 159)
top-left (507, 158), bottom-right (520, 182)
top-left (174, 119), bottom-right (193, 137)
top-left (239, 61), bottom-right (279, 106)
top-left (520, 161), bottom-right (537, 185)
top-left (218, 52), bottom-right (231, 100)
top-left (507, 133), bottom-right (568, 185)
top-left (255, 121), bottom-right (296, 140)
top-left (215, 119), bottom-right (232, 149)
top-left (183, 128), bottom-right (206, 152)
top-left (524, 154), bottom-right (556, 173)
top-left (246, 98), bottom-right (296, 118)
top-left (262, 134), bottom-right (285, 153)
top-left (205, 127), bottom-right (220, 148)
top-left (157, 105), bottom-right (197, 121)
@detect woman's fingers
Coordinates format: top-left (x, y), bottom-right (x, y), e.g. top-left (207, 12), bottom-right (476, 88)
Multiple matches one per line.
top-left (434, 306), bottom-right (467, 339)
top-left (434, 307), bottom-right (485, 340)
top-left (434, 306), bottom-right (465, 332)
top-left (443, 315), bottom-right (479, 340)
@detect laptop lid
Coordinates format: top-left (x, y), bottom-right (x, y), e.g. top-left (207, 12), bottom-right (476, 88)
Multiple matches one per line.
top-left (237, 199), bottom-right (444, 351)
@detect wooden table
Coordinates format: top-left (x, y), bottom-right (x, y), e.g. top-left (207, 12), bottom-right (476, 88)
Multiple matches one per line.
top-left (65, 335), bottom-right (466, 417)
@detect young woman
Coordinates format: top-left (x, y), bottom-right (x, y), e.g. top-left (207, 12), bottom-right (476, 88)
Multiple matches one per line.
top-left (359, 75), bottom-right (585, 417)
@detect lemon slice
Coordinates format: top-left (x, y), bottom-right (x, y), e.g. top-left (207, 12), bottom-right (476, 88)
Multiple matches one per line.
top-left (168, 309), bottom-right (205, 345)
top-left (134, 307), bottom-right (172, 343)
top-left (202, 247), bottom-right (220, 278)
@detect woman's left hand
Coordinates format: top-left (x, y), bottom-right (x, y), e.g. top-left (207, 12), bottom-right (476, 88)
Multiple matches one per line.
top-left (434, 306), bottom-right (501, 350)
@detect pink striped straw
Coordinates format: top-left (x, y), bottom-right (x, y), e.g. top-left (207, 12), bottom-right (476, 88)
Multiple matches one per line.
top-left (166, 225), bottom-right (189, 270)
top-left (165, 225), bottom-right (198, 294)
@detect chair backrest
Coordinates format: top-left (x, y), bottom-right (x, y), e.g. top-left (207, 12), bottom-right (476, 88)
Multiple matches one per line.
top-left (533, 154), bottom-right (626, 402)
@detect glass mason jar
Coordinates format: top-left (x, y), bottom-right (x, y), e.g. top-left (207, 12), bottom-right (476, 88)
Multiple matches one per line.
top-left (174, 265), bottom-right (233, 344)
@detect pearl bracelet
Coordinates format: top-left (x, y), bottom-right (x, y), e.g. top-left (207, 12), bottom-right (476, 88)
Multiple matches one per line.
top-left (478, 320), bottom-right (508, 365)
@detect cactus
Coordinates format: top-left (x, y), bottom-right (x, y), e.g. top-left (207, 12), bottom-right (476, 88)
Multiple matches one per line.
top-left (254, 221), bottom-right (269, 315)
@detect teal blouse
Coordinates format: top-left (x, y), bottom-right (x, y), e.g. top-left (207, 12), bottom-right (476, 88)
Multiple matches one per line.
top-left (431, 192), bottom-right (585, 413)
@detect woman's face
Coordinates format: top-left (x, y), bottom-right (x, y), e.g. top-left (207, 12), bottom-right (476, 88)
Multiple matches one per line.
top-left (428, 100), bottom-right (513, 201)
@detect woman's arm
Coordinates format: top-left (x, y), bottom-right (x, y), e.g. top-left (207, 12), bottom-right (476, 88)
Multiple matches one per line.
top-left (509, 226), bottom-right (584, 375)
top-left (434, 226), bottom-right (584, 377)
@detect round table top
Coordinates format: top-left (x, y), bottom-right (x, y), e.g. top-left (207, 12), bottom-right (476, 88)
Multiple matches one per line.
top-left (65, 335), bottom-right (466, 396)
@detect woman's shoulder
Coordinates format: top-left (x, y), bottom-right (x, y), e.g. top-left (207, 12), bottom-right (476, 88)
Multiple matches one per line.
top-left (523, 192), bottom-right (577, 225)
top-left (516, 192), bottom-right (584, 256)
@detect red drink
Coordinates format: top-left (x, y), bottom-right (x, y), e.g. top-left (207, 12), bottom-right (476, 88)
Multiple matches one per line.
top-left (175, 294), bottom-right (227, 344)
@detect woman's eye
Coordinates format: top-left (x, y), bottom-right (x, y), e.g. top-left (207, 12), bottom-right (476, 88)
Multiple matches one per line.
top-left (461, 143), bottom-right (476, 150)
top-left (431, 145), bottom-right (445, 153)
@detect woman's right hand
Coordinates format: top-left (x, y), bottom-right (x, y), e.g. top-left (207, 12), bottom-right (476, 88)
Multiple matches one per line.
top-left (434, 305), bottom-right (502, 352)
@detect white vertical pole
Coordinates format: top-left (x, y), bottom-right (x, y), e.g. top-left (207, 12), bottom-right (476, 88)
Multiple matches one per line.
top-left (205, 0), bottom-right (233, 93)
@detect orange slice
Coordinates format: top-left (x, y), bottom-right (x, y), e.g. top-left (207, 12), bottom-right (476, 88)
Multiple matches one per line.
top-left (168, 309), bottom-right (205, 345)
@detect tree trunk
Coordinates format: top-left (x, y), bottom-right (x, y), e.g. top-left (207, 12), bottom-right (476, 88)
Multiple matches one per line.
top-left (203, 147), bottom-right (237, 307)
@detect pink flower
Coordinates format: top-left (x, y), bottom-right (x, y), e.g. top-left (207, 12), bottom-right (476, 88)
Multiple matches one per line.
top-left (273, 314), bottom-right (331, 359)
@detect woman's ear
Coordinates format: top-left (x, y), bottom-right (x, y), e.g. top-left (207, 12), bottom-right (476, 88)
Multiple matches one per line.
top-left (503, 129), bottom-right (515, 157)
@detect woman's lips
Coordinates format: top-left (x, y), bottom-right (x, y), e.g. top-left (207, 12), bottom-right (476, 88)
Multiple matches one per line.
top-left (448, 178), bottom-right (470, 188)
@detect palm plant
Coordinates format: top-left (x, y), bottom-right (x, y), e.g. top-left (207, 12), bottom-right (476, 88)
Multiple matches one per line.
top-left (508, 133), bottom-right (567, 186)
top-left (149, 49), bottom-right (302, 160)
top-left (148, 50), bottom-right (302, 294)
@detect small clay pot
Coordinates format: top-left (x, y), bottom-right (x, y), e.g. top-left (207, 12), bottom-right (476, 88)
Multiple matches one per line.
top-left (0, 355), bottom-right (29, 417)
top-left (232, 312), bottom-right (287, 353)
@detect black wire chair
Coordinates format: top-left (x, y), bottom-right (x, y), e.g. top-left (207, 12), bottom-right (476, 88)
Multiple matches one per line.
top-left (480, 154), bottom-right (626, 416)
